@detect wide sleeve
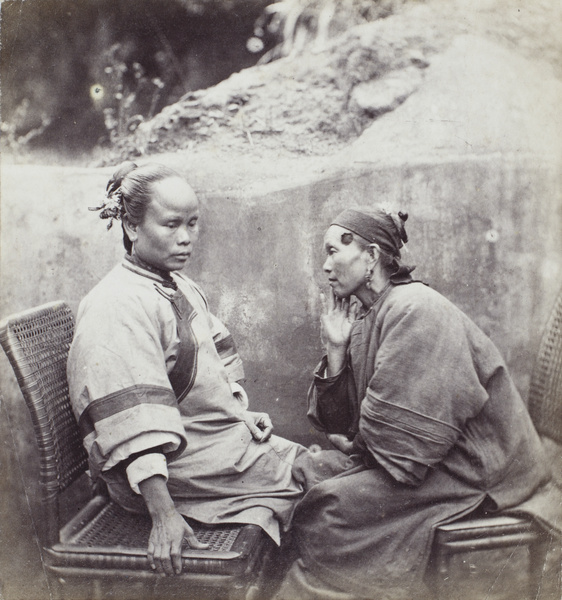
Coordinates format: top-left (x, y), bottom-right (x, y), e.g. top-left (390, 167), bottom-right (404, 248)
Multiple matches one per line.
top-left (68, 291), bottom-right (188, 481)
top-left (359, 295), bottom-right (490, 486)
top-left (307, 356), bottom-right (358, 435)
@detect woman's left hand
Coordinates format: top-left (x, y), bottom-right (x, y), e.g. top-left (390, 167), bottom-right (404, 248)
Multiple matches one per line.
top-left (327, 433), bottom-right (354, 455)
top-left (245, 411), bottom-right (273, 442)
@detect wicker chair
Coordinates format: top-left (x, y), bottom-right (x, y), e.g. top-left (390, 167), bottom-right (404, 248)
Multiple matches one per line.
top-left (430, 290), bottom-right (562, 600)
top-left (0, 301), bottom-right (274, 600)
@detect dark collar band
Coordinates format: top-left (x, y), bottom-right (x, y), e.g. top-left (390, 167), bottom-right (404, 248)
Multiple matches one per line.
top-left (123, 254), bottom-right (178, 290)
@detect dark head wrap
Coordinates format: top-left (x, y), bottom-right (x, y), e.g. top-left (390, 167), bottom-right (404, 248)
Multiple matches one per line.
top-left (331, 208), bottom-right (408, 257)
top-left (331, 208), bottom-right (415, 282)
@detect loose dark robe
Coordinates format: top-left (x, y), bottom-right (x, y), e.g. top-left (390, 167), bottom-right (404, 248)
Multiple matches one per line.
top-left (294, 279), bottom-right (553, 598)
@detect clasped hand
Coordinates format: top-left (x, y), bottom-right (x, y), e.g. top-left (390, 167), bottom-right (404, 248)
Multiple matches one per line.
top-left (327, 433), bottom-right (354, 455)
top-left (244, 411), bottom-right (273, 442)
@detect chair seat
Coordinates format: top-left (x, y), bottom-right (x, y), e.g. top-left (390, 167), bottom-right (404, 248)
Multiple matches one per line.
top-left (435, 514), bottom-right (543, 553)
top-left (45, 495), bottom-right (268, 578)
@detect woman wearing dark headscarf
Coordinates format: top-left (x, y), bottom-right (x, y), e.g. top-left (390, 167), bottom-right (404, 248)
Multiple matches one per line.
top-left (277, 208), bottom-right (551, 599)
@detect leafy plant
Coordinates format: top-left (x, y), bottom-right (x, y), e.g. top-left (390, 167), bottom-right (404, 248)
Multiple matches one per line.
top-left (93, 44), bottom-right (168, 146)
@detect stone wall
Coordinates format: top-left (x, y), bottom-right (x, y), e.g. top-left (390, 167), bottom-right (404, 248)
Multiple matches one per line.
top-left (2, 150), bottom-right (561, 449)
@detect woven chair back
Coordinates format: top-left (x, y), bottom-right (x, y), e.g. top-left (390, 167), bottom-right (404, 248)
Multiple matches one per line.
top-left (527, 288), bottom-right (562, 444)
top-left (0, 301), bottom-right (88, 500)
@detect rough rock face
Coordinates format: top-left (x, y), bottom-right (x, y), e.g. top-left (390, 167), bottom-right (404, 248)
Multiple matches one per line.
top-left (103, 0), bottom-right (562, 167)
top-left (340, 34), bottom-right (562, 165)
top-left (350, 65), bottom-right (424, 115)
top-left (108, 3), bottom-right (449, 162)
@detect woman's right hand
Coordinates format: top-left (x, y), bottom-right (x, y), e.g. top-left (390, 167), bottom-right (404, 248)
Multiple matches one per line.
top-left (320, 290), bottom-right (358, 350)
top-left (139, 475), bottom-right (209, 576)
top-left (147, 506), bottom-right (208, 576)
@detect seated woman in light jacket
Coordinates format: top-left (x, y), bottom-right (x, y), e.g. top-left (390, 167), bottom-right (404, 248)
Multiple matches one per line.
top-left (67, 162), bottom-right (310, 577)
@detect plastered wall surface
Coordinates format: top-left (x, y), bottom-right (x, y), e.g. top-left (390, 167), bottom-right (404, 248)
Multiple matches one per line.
top-left (2, 152), bottom-right (561, 448)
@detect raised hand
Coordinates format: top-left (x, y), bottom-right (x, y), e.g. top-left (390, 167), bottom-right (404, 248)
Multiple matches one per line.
top-left (320, 291), bottom-right (358, 377)
top-left (320, 290), bottom-right (358, 349)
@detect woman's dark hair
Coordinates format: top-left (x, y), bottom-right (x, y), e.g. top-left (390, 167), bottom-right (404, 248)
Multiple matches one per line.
top-left (91, 161), bottom-right (184, 253)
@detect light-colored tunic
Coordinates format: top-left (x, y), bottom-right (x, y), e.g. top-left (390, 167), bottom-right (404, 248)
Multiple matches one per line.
top-left (68, 259), bottom-right (306, 543)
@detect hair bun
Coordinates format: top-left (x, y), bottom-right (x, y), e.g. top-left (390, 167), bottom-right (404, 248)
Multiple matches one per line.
top-left (388, 211), bottom-right (408, 245)
top-left (106, 161), bottom-right (138, 197)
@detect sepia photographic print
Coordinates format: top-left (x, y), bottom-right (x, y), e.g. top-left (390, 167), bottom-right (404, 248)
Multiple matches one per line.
top-left (1, 1), bottom-right (561, 599)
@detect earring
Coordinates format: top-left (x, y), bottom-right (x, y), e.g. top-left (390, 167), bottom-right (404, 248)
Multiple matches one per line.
top-left (365, 268), bottom-right (373, 289)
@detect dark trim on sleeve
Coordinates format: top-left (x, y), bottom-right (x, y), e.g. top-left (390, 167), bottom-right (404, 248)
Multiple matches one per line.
top-left (214, 334), bottom-right (237, 356)
top-left (108, 445), bottom-right (165, 479)
top-left (78, 385), bottom-right (177, 438)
